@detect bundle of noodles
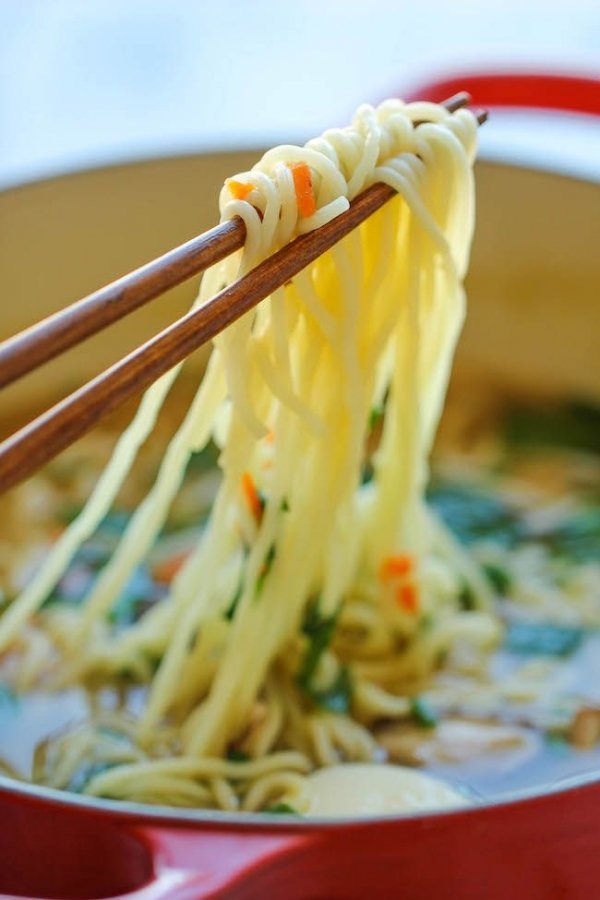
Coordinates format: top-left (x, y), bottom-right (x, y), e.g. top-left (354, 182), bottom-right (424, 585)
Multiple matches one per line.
top-left (0, 99), bottom-right (500, 809)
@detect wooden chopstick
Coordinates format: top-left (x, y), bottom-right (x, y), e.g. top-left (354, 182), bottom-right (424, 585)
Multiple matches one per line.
top-left (0, 219), bottom-right (246, 390)
top-left (0, 92), bottom-right (476, 392)
top-left (0, 96), bottom-right (485, 493)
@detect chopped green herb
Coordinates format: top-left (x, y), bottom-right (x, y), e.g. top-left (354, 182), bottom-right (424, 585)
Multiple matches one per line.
top-left (304, 665), bottom-right (354, 714)
top-left (280, 497), bottom-right (290, 513)
top-left (225, 579), bottom-right (244, 621)
top-left (187, 440), bottom-right (220, 473)
top-left (483, 563), bottom-right (512, 595)
top-left (114, 664), bottom-right (139, 682)
top-left (145, 653), bottom-right (162, 676)
top-left (504, 401), bottom-right (600, 456)
top-left (42, 591), bottom-right (69, 609)
top-left (264, 802), bottom-right (299, 815)
top-left (227, 748), bottom-right (250, 763)
top-left (369, 406), bottom-right (384, 431)
top-left (298, 600), bottom-right (339, 688)
top-left (428, 482), bottom-right (522, 548)
top-left (506, 621), bottom-right (583, 657)
top-left (537, 509), bottom-right (600, 564)
top-left (410, 696), bottom-right (438, 728)
top-left (458, 582), bottom-right (477, 611)
top-left (361, 463), bottom-right (374, 485)
top-left (225, 550), bottom-right (251, 620)
top-left (256, 545), bottom-right (276, 596)
top-left (58, 503), bottom-right (83, 525)
top-left (296, 600), bottom-right (353, 711)
top-left (115, 652), bottom-right (160, 680)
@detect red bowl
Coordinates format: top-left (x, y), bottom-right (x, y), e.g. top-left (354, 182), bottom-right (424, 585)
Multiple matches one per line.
top-left (1, 774), bottom-right (600, 899)
top-left (1, 70), bottom-right (599, 899)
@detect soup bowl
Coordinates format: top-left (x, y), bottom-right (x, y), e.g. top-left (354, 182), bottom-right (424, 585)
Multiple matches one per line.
top-left (0, 72), bottom-right (599, 900)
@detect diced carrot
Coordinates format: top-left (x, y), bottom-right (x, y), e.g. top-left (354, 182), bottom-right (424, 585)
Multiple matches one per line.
top-left (242, 471), bottom-right (264, 523)
top-left (228, 180), bottom-right (254, 201)
top-left (395, 583), bottom-right (419, 614)
top-left (153, 552), bottom-right (189, 584)
top-left (265, 430), bottom-right (275, 444)
top-left (290, 163), bottom-right (316, 217)
top-left (379, 554), bottom-right (414, 582)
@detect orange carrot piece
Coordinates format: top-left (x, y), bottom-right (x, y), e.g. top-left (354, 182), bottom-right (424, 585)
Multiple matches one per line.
top-left (395, 583), bottom-right (419, 614)
top-left (228, 180), bottom-right (254, 201)
top-left (265, 430), bottom-right (275, 444)
top-left (290, 163), bottom-right (316, 217)
top-left (379, 554), bottom-right (414, 582)
top-left (242, 471), bottom-right (263, 522)
top-left (153, 552), bottom-right (189, 584)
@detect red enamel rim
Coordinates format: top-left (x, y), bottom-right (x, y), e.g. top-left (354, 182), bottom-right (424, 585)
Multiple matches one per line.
top-left (405, 71), bottom-right (600, 117)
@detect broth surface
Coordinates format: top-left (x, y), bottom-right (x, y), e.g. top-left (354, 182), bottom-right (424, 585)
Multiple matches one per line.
top-left (1, 392), bottom-right (598, 809)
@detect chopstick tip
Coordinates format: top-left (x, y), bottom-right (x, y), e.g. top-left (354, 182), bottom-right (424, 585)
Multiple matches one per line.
top-left (444, 91), bottom-right (472, 113)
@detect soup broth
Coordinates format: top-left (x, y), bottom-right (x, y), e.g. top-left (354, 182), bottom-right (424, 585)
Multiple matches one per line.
top-left (1, 390), bottom-right (598, 810)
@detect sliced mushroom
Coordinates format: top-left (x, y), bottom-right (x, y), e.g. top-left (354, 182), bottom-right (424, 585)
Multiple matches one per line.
top-left (376, 717), bottom-right (536, 768)
top-left (570, 707), bottom-right (600, 750)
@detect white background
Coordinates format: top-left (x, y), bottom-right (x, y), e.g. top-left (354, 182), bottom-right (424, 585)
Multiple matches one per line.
top-left (0, 0), bottom-right (599, 186)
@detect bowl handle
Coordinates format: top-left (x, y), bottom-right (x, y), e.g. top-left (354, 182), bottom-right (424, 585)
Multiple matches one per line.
top-left (0, 782), bottom-right (316, 900)
top-left (404, 70), bottom-right (600, 116)
top-left (111, 822), bottom-right (318, 900)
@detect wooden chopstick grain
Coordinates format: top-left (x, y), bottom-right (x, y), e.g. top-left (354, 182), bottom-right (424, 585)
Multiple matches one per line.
top-left (0, 218), bottom-right (246, 390)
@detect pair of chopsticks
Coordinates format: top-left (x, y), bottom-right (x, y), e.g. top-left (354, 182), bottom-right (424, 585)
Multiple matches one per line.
top-left (0, 93), bottom-right (486, 493)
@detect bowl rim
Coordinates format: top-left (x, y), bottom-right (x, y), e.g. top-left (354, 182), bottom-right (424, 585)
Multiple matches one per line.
top-left (2, 765), bottom-right (600, 829)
